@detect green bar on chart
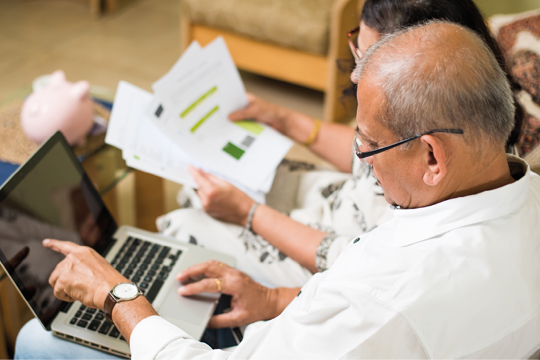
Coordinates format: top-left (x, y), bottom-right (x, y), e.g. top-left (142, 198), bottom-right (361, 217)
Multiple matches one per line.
top-left (190, 105), bottom-right (219, 133)
top-left (222, 142), bottom-right (245, 160)
top-left (234, 120), bottom-right (264, 135)
top-left (180, 86), bottom-right (218, 118)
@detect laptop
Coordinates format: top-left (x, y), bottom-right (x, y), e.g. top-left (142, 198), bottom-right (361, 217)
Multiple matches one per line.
top-left (0, 132), bottom-right (236, 358)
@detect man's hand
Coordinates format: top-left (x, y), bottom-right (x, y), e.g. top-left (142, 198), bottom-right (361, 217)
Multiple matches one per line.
top-left (44, 239), bottom-right (126, 310)
top-left (189, 166), bottom-right (254, 226)
top-left (177, 260), bottom-right (296, 328)
top-left (228, 93), bottom-right (290, 134)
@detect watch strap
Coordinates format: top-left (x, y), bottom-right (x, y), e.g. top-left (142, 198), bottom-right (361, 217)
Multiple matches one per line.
top-left (104, 292), bottom-right (116, 323)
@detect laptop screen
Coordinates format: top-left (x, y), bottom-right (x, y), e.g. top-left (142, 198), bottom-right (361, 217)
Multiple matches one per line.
top-left (0, 132), bottom-right (118, 329)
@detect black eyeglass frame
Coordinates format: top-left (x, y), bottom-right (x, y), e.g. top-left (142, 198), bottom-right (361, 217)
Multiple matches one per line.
top-left (354, 128), bottom-right (465, 160)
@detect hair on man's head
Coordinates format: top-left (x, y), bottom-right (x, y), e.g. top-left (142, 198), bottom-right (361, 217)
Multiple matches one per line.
top-left (356, 0), bottom-right (523, 148)
top-left (354, 21), bottom-right (515, 152)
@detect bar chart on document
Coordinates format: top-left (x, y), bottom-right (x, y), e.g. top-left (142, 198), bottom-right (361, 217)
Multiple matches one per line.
top-left (177, 84), bottom-right (268, 163)
top-left (107, 37), bottom-right (292, 199)
top-left (152, 83), bottom-right (287, 193)
top-left (106, 81), bottom-right (268, 203)
top-left (146, 37), bottom-right (293, 193)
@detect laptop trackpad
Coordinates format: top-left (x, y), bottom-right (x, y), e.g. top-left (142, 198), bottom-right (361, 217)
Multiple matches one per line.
top-left (158, 289), bottom-right (217, 325)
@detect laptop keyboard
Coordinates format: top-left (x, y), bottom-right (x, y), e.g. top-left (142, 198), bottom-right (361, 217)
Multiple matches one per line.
top-left (112, 237), bottom-right (182, 303)
top-left (68, 237), bottom-right (182, 341)
top-left (69, 305), bottom-right (124, 340)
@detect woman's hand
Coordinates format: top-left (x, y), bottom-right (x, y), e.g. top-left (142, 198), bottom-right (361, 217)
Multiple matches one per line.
top-left (189, 166), bottom-right (254, 226)
top-left (229, 93), bottom-right (291, 134)
top-left (177, 260), bottom-right (294, 328)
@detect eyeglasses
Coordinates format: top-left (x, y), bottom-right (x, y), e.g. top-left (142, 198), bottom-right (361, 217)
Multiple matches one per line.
top-left (354, 128), bottom-right (464, 164)
top-left (347, 26), bottom-right (362, 63)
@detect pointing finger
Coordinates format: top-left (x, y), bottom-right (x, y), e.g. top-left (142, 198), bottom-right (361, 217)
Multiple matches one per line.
top-left (43, 239), bottom-right (80, 256)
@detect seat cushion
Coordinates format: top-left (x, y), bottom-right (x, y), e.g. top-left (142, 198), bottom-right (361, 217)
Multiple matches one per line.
top-left (183, 0), bottom-right (335, 56)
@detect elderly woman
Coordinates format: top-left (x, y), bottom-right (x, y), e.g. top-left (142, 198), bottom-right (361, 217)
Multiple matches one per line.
top-left (158, 0), bottom-right (524, 288)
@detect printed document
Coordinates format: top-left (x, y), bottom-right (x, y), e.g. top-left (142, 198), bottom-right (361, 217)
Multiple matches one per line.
top-left (105, 81), bottom-right (267, 203)
top-left (146, 37), bottom-right (293, 192)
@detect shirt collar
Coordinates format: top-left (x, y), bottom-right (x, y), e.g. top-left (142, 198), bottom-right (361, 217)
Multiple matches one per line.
top-left (389, 155), bottom-right (530, 247)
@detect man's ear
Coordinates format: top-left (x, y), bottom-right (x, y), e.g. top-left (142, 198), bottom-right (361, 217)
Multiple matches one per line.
top-left (420, 135), bottom-right (447, 186)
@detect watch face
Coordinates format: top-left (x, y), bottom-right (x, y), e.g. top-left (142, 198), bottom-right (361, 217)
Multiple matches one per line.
top-left (113, 283), bottom-right (138, 300)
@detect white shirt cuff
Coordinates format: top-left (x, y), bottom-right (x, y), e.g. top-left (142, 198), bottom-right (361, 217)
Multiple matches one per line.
top-left (130, 316), bottom-right (233, 360)
top-left (130, 315), bottom-right (194, 359)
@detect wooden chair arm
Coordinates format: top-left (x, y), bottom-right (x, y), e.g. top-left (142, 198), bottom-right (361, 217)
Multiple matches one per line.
top-left (324, 0), bottom-right (364, 123)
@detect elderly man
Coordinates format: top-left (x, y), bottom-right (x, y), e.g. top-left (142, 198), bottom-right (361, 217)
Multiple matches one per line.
top-left (16, 21), bottom-right (540, 358)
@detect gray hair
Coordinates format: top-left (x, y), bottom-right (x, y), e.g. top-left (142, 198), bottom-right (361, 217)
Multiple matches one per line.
top-left (353, 21), bottom-right (515, 150)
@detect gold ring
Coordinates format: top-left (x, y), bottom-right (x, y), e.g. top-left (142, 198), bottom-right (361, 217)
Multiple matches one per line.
top-left (215, 278), bottom-right (222, 292)
top-left (219, 262), bottom-right (224, 267)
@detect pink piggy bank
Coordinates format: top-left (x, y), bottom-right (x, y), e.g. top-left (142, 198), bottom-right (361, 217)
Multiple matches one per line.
top-left (21, 70), bottom-right (94, 146)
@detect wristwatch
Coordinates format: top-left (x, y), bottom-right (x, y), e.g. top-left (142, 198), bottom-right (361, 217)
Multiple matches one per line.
top-left (104, 282), bottom-right (143, 323)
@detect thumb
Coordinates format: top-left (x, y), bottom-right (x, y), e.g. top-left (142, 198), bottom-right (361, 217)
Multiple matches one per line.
top-left (188, 165), bottom-right (214, 190)
top-left (228, 108), bottom-right (254, 122)
top-left (207, 312), bottom-right (239, 329)
top-left (229, 93), bottom-right (258, 121)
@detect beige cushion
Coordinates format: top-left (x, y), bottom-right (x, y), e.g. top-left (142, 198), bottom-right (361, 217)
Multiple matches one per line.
top-left (183, 0), bottom-right (335, 56)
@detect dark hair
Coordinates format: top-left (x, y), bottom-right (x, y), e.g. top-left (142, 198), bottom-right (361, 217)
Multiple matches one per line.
top-left (356, 0), bottom-right (524, 148)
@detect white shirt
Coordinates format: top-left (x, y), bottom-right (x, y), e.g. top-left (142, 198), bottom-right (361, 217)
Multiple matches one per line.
top-left (131, 155), bottom-right (540, 358)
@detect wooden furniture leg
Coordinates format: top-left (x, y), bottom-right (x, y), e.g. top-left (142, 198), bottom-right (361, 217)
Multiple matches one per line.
top-left (90, 0), bottom-right (101, 18)
top-left (89, 0), bottom-right (117, 18)
top-left (104, 0), bottom-right (117, 13)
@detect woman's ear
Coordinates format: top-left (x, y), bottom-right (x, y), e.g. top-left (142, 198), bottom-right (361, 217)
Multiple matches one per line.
top-left (420, 135), bottom-right (447, 186)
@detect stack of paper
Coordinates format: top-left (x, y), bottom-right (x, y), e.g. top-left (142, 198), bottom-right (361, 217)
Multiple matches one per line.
top-left (105, 38), bottom-right (293, 204)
